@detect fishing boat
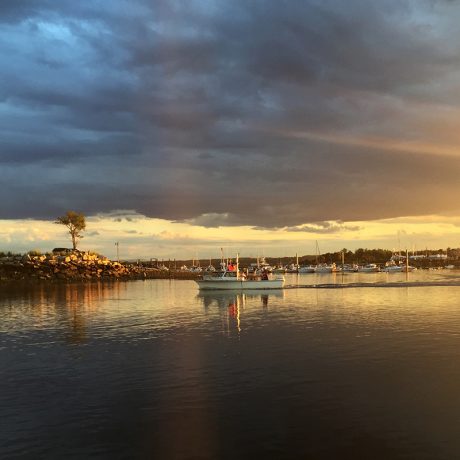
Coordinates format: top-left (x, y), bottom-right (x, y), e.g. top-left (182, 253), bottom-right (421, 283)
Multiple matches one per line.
top-left (196, 255), bottom-right (285, 290)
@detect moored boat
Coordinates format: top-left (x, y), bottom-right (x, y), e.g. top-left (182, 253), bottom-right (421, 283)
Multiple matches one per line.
top-left (315, 263), bottom-right (337, 273)
top-left (358, 263), bottom-right (380, 273)
top-left (299, 265), bottom-right (315, 273)
top-left (248, 256), bottom-right (273, 274)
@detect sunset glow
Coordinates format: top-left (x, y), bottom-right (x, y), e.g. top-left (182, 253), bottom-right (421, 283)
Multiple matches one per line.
top-left (0, 0), bottom-right (459, 257)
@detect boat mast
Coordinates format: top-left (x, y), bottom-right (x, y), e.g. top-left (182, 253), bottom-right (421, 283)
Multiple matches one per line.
top-left (236, 253), bottom-right (239, 280)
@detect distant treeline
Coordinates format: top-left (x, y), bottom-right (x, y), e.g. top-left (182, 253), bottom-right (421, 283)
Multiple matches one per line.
top-left (2, 247), bottom-right (459, 268)
top-left (147, 247), bottom-right (460, 268)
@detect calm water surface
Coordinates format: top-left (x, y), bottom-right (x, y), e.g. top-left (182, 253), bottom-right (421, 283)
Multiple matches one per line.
top-left (1, 272), bottom-right (460, 459)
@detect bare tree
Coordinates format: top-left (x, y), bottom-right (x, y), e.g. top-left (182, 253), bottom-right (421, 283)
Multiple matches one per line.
top-left (55, 211), bottom-right (86, 250)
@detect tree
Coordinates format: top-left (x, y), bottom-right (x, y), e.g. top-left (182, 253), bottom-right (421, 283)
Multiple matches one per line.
top-left (55, 211), bottom-right (86, 250)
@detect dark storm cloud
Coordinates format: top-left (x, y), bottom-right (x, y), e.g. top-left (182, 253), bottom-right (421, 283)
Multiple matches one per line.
top-left (1, 0), bottom-right (459, 226)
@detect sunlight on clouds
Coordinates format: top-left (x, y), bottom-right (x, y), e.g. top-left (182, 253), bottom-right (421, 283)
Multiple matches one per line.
top-left (0, 213), bottom-right (458, 259)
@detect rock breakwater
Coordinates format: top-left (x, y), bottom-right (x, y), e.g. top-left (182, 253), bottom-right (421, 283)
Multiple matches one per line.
top-left (0, 251), bottom-right (200, 283)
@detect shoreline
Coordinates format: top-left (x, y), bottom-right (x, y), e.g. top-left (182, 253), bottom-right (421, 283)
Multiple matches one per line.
top-left (0, 254), bottom-right (201, 285)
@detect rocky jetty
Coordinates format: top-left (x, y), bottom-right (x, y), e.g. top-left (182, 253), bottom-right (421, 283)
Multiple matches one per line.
top-left (0, 250), bottom-right (199, 284)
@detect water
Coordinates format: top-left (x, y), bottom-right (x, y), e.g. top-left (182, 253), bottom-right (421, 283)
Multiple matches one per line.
top-left (1, 272), bottom-right (460, 459)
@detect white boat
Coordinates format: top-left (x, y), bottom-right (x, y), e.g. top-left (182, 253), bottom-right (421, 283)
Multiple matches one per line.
top-left (197, 270), bottom-right (285, 290)
top-left (189, 265), bottom-right (203, 272)
top-left (248, 256), bottom-right (273, 274)
top-left (315, 263), bottom-right (337, 273)
top-left (285, 263), bottom-right (299, 273)
top-left (358, 263), bottom-right (380, 273)
top-left (299, 265), bottom-right (315, 273)
top-left (341, 264), bottom-right (359, 273)
top-left (196, 255), bottom-right (285, 290)
top-left (382, 260), bottom-right (415, 273)
top-left (382, 262), bottom-right (403, 273)
top-left (272, 266), bottom-right (286, 274)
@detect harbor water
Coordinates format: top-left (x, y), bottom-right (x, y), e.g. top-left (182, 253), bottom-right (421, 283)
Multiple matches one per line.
top-left (1, 271), bottom-right (460, 459)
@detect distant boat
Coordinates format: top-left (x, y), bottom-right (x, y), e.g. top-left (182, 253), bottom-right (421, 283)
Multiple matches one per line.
top-left (382, 261), bottom-right (415, 272)
top-left (272, 266), bottom-right (286, 274)
top-left (315, 263), bottom-right (337, 273)
top-left (382, 260), bottom-right (403, 272)
top-left (382, 257), bottom-right (415, 273)
top-left (341, 264), bottom-right (359, 273)
top-left (189, 255), bottom-right (202, 272)
top-left (299, 265), bottom-right (315, 273)
top-left (358, 263), bottom-right (380, 273)
top-left (248, 256), bottom-right (273, 274)
top-left (285, 254), bottom-right (299, 273)
top-left (189, 265), bottom-right (203, 272)
top-left (312, 241), bottom-right (337, 273)
top-left (205, 258), bottom-right (216, 272)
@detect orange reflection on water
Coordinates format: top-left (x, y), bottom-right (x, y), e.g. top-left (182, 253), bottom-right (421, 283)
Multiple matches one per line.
top-left (0, 281), bottom-right (129, 343)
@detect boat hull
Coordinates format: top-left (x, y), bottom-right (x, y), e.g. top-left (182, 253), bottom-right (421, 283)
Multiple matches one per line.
top-left (299, 267), bottom-right (315, 273)
top-left (196, 278), bottom-right (285, 290)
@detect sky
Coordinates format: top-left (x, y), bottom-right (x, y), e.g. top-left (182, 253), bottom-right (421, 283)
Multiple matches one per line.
top-left (1, 0), bottom-right (459, 259)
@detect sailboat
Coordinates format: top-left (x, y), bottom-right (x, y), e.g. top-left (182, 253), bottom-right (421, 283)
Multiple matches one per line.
top-left (313, 241), bottom-right (337, 273)
top-left (205, 258), bottom-right (216, 272)
top-left (285, 253), bottom-right (299, 273)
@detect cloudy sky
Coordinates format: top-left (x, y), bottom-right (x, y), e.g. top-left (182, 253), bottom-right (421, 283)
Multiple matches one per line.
top-left (1, 0), bottom-right (459, 259)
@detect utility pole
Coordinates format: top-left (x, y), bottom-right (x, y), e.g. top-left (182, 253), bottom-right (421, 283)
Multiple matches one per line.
top-left (115, 242), bottom-right (119, 262)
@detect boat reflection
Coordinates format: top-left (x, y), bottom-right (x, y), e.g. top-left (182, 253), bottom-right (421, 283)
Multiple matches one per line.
top-left (197, 289), bottom-right (284, 309)
top-left (197, 290), bottom-right (284, 335)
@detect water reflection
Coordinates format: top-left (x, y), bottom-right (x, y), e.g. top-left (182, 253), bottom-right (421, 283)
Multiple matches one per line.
top-left (197, 289), bottom-right (284, 308)
top-left (291, 269), bottom-right (460, 288)
top-left (2, 279), bottom-right (460, 459)
top-left (0, 282), bottom-right (127, 344)
top-left (196, 290), bottom-right (285, 336)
